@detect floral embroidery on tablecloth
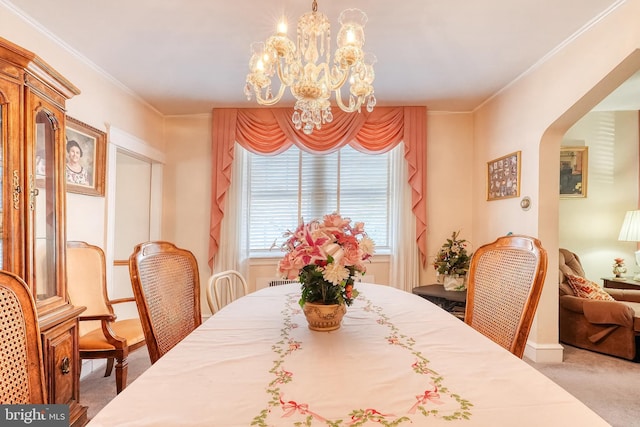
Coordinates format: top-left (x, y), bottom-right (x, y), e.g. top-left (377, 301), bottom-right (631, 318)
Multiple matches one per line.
top-left (251, 292), bottom-right (473, 426)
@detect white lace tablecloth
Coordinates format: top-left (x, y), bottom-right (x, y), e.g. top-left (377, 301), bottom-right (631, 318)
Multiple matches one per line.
top-left (88, 283), bottom-right (609, 426)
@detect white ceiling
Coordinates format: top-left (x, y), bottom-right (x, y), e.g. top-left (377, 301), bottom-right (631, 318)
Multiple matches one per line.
top-left (5, 0), bottom-right (634, 116)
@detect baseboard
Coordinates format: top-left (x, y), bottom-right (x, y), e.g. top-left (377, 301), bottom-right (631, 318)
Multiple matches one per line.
top-left (524, 340), bottom-right (564, 363)
top-left (80, 359), bottom-right (107, 380)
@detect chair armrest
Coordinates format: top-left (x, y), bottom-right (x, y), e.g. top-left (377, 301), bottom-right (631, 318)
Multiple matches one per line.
top-left (79, 314), bottom-right (116, 322)
top-left (78, 314), bottom-right (126, 347)
top-left (559, 295), bottom-right (585, 313)
top-left (560, 295), bottom-right (634, 327)
top-left (607, 288), bottom-right (640, 303)
top-left (108, 297), bottom-right (135, 305)
top-left (101, 321), bottom-right (126, 347)
top-left (582, 299), bottom-right (634, 327)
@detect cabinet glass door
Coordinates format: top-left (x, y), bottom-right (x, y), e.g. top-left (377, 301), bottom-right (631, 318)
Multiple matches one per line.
top-left (0, 105), bottom-right (3, 268)
top-left (34, 109), bottom-right (57, 300)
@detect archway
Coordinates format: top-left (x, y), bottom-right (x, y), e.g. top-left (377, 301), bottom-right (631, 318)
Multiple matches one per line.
top-left (537, 50), bottom-right (640, 360)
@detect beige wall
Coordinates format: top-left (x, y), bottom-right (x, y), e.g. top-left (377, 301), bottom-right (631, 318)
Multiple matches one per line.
top-left (5, 0), bottom-right (640, 360)
top-left (162, 114), bottom-right (212, 311)
top-left (176, 109), bottom-right (476, 314)
top-left (425, 112), bottom-right (474, 282)
top-left (473, 1), bottom-right (640, 361)
top-left (1, 4), bottom-right (165, 250)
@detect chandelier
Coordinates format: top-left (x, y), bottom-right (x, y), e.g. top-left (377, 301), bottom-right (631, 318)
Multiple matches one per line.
top-left (244, 0), bottom-right (376, 135)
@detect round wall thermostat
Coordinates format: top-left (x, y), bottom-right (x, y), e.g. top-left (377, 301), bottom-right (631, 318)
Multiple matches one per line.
top-left (520, 196), bottom-right (531, 211)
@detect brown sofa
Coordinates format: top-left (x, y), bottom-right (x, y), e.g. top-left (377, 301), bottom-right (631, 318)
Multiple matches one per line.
top-left (559, 248), bottom-right (640, 361)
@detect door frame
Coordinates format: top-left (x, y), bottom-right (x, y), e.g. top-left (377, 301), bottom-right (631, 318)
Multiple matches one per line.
top-left (105, 125), bottom-right (165, 294)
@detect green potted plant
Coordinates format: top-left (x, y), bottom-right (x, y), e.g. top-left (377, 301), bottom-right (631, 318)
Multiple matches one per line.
top-left (433, 231), bottom-right (472, 291)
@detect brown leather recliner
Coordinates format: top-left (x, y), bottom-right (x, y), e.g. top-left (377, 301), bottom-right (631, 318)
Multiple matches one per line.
top-left (559, 248), bottom-right (640, 361)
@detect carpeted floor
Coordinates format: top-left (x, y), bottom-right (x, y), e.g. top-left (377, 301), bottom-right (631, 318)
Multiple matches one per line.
top-left (80, 344), bottom-right (639, 426)
top-left (80, 347), bottom-right (152, 421)
top-left (526, 345), bottom-right (640, 427)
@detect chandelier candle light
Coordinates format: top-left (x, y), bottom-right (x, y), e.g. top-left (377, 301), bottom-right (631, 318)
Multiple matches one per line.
top-left (244, 0), bottom-right (376, 135)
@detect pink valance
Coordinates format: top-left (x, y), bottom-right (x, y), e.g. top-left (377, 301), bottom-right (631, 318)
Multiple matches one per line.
top-left (209, 106), bottom-right (427, 269)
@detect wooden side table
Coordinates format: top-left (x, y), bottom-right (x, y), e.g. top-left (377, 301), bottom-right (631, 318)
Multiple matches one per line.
top-left (602, 277), bottom-right (640, 290)
top-left (412, 284), bottom-right (467, 320)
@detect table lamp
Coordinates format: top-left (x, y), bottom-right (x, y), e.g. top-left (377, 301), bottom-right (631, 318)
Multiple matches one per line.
top-left (617, 210), bottom-right (640, 280)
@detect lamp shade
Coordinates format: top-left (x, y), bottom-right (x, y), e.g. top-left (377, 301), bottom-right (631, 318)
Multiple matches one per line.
top-left (618, 210), bottom-right (640, 241)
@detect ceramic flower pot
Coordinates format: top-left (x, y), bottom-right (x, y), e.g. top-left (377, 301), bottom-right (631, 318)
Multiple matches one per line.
top-left (613, 265), bottom-right (627, 278)
top-left (442, 274), bottom-right (466, 291)
top-left (302, 301), bottom-right (346, 331)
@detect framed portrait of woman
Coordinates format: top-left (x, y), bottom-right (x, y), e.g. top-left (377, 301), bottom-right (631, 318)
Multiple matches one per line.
top-left (65, 116), bottom-right (106, 196)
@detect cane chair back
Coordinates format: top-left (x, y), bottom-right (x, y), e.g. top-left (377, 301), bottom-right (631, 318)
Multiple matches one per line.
top-left (0, 270), bottom-right (47, 403)
top-left (206, 270), bottom-right (248, 313)
top-left (129, 241), bottom-right (202, 364)
top-left (66, 241), bottom-right (146, 394)
top-left (464, 235), bottom-right (548, 358)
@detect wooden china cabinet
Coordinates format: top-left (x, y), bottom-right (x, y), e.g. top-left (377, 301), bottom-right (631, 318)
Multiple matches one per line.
top-left (0, 37), bottom-right (87, 425)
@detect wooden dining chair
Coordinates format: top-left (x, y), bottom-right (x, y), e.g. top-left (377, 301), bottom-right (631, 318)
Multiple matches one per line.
top-left (66, 241), bottom-right (147, 394)
top-left (206, 270), bottom-right (248, 313)
top-left (0, 270), bottom-right (47, 403)
top-left (464, 234), bottom-right (548, 358)
top-left (129, 241), bottom-right (202, 364)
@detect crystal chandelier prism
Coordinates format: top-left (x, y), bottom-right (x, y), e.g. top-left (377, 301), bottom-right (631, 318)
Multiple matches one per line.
top-left (244, 0), bottom-right (376, 135)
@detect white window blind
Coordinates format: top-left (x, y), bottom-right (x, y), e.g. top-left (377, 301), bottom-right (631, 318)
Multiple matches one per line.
top-left (248, 144), bottom-right (394, 255)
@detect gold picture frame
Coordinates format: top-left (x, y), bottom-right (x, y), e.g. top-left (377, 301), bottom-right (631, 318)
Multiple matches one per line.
top-left (487, 151), bottom-right (521, 201)
top-left (560, 146), bottom-right (588, 198)
top-left (65, 116), bottom-right (106, 196)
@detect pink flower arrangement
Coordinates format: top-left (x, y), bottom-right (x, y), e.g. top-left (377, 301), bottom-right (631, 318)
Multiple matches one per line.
top-left (277, 213), bottom-right (375, 307)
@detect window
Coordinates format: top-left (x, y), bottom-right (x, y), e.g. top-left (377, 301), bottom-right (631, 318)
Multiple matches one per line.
top-left (247, 144), bottom-right (396, 256)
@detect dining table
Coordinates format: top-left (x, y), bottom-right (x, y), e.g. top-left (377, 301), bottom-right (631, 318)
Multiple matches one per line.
top-left (87, 283), bottom-right (609, 426)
